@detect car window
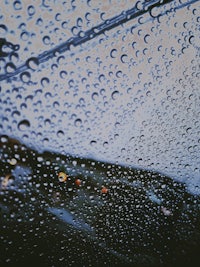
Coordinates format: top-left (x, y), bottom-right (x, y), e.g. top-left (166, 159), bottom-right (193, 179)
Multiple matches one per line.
top-left (0, 0), bottom-right (200, 266)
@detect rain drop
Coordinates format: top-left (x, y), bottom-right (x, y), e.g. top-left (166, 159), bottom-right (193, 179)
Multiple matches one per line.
top-left (111, 90), bottom-right (119, 100)
top-left (74, 118), bottom-right (82, 127)
top-left (144, 34), bottom-right (150, 44)
top-left (41, 77), bottom-right (50, 87)
top-left (60, 70), bottom-right (67, 79)
top-left (20, 72), bottom-right (31, 83)
top-left (0, 135), bottom-right (8, 143)
top-left (121, 54), bottom-right (128, 63)
top-left (20, 32), bottom-right (29, 41)
top-left (13, 0), bottom-right (22, 10)
top-left (43, 36), bottom-right (51, 45)
top-left (90, 140), bottom-right (97, 146)
top-left (61, 21), bottom-right (68, 29)
top-left (27, 5), bottom-right (35, 16)
top-left (91, 92), bottom-right (98, 101)
top-left (26, 57), bottom-right (39, 70)
top-left (57, 130), bottom-right (64, 138)
top-left (12, 110), bottom-right (20, 118)
top-left (5, 63), bottom-right (16, 73)
top-left (18, 120), bottom-right (30, 131)
top-left (77, 17), bottom-right (83, 27)
top-left (36, 18), bottom-right (43, 26)
top-left (0, 24), bottom-right (8, 35)
top-left (189, 35), bottom-right (194, 45)
top-left (110, 49), bottom-right (117, 58)
top-left (55, 13), bottom-right (61, 21)
top-left (103, 142), bottom-right (108, 148)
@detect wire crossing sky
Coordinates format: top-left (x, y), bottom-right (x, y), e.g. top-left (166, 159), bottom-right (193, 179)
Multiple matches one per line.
top-left (0, 0), bottom-right (198, 82)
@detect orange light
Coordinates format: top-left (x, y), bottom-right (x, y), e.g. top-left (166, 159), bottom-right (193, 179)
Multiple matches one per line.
top-left (75, 179), bottom-right (81, 186)
top-left (101, 186), bottom-right (108, 194)
top-left (58, 172), bottom-right (68, 182)
top-left (1, 174), bottom-right (12, 189)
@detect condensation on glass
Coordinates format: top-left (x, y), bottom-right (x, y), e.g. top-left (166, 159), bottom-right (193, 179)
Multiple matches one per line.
top-left (0, 0), bottom-right (200, 266)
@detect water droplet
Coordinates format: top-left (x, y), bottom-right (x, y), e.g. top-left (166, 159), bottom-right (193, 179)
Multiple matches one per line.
top-left (121, 54), bottom-right (128, 63)
top-left (26, 57), bottom-right (39, 70)
top-left (0, 24), bottom-right (8, 35)
top-left (77, 17), bottom-right (83, 27)
top-left (116, 71), bottom-right (122, 78)
top-left (37, 156), bottom-right (43, 162)
top-left (136, 1), bottom-right (143, 11)
top-left (20, 72), bottom-right (31, 83)
top-left (71, 26), bottom-right (78, 36)
top-left (60, 70), bottom-right (67, 79)
top-left (43, 36), bottom-right (51, 45)
top-left (57, 130), bottom-right (64, 138)
top-left (9, 158), bottom-right (17, 165)
top-left (27, 5), bottom-right (35, 16)
top-left (42, 138), bottom-right (49, 146)
top-left (90, 140), bottom-right (97, 146)
top-left (13, 0), bottom-right (22, 10)
top-left (36, 18), bottom-right (43, 26)
top-left (53, 101), bottom-right (60, 108)
top-left (85, 12), bottom-right (91, 21)
top-left (103, 141), bottom-right (108, 148)
top-left (12, 110), bottom-right (20, 118)
top-left (74, 118), bottom-right (82, 127)
top-left (144, 34), bottom-right (150, 44)
top-left (20, 103), bottom-right (27, 110)
top-left (111, 90), bottom-right (119, 100)
top-left (20, 31), bottom-right (29, 41)
top-left (1, 44), bottom-right (13, 54)
top-left (189, 35), bottom-right (194, 45)
top-left (44, 92), bottom-right (52, 99)
top-left (91, 92), bottom-right (98, 101)
top-left (5, 63), bottom-right (16, 73)
top-left (0, 135), bottom-right (8, 143)
top-left (41, 77), bottom-right (50, 87)
top-left (10, 52), bottom-right (19, 64)
top-left (18, 120), bottom-right (30, 131)
top-left (138, 158), bottom-right (143, 164)
top-left (55, 13), bottom-right (61, 21)
top-left (186, 127), bottom-right (192, 134)
top-left (61, 21), bottom-right (68, 29)
top-left (150, 6), bottom-right (159, 18)
top-left (110, 49), bottom-right (117, 58)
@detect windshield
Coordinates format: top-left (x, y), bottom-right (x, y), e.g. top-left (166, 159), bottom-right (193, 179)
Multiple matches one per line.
top-left (0, 0), bottom-right (200, 266)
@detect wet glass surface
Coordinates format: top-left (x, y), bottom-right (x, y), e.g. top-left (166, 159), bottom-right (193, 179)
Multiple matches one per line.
top-left (0, 0), bottom-right (200, 266)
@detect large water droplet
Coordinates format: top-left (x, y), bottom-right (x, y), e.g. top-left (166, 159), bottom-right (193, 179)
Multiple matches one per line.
top-left (18, 120), bottom-right (30, 131)
top-left (5, 63), bottom-right (16, 73)
top-left (26, 57), bottom-right (39, 70)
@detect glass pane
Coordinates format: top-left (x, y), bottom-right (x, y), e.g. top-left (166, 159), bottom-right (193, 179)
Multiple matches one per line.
top-left (1, 0), bottom-right (200, 266)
